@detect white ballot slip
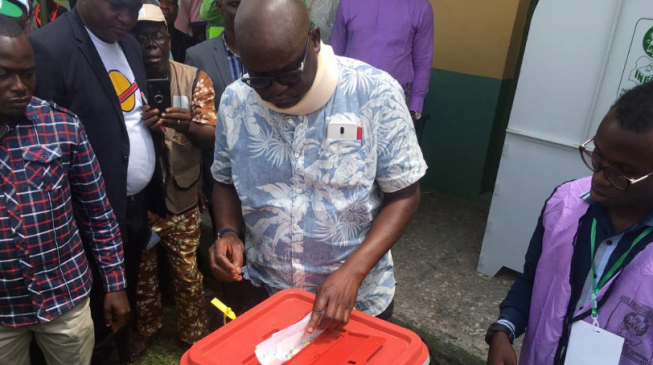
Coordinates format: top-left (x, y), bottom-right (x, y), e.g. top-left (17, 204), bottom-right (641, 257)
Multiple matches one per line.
top-left (564, 321), bottom-right (625, 365)
top-left (255, 313), bottom-right (324, 365)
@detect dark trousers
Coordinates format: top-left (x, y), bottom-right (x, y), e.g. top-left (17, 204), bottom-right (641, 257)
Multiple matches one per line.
top-left (239, 280), bottom-right (395, 322)
top-left (89, 193), bottom-right (149, 365)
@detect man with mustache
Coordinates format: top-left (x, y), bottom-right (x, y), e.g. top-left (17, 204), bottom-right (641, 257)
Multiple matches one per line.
top-left (129, 4), bottom-right (216, 360)
top-left (487, 82), bottom-right (653, 365)
top-left (0, 16), bottom-right (128, 365)
top-left (29, 0), bottom-right (167, 363)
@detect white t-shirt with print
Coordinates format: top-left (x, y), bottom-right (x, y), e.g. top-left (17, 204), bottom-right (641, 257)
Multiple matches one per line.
top-left (87, 29), bottom-right (156, 196)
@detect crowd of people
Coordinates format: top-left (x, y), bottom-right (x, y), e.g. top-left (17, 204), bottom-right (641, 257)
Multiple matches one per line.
top-left (2, 0), bottom-right (653, 365)
top-left (0, 0), bottom-right (433, 363)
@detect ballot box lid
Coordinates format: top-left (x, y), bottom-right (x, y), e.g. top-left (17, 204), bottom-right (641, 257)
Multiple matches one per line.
top-left (181, 289), bottom-right (430, 365)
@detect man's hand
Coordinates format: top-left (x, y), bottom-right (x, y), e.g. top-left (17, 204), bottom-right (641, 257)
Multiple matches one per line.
top-left (209, 232), bottom-right (244, 282)
top-left (307, 267), bottom-right (364, 334)
top-left (160, 107), bottom-right (192, 133)
top-left (104, 291), bottom-right (130, 333)
top-left (143, 105), bottom-right (161, 131)
top-left (487, 332), bottom-right (517, 365)
top-left (410, 111), bottom-right (421, 123)
top-left (198, 189), bottom-right (208, 212)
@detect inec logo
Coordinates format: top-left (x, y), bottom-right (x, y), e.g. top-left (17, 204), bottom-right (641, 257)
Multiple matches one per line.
top-left (644, 27), bottom-right (653, 58)
top-left (618, 20), bottom-right (653, 97)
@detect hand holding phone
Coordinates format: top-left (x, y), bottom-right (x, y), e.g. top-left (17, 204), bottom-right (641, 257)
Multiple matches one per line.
top-left (160, 107), bottom-right (192, 133)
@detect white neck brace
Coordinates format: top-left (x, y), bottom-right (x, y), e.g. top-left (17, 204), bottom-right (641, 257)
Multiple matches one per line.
top-left (257, 42), bottom-right (340, 116)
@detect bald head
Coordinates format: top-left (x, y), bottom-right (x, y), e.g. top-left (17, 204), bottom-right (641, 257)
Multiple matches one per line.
top-left (234, 0), bottom-right (321, 109)
top-left (235, 0), bottom-right (310, 69)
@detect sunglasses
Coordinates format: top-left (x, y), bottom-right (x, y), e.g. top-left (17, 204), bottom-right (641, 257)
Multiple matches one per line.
top-left (579, 137), bottom-right (653, 191)
top-left (241, 30), bottom-right (312, 90)
top-left (133, 32), bottom-right (169, 46)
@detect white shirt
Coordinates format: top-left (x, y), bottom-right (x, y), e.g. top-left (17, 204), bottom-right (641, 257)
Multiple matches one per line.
top-left (87, 29), bottom-right (156, 196)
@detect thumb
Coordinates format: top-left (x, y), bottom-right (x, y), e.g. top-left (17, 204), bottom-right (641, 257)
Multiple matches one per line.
top-left (307, 295), bottom-right (327, 334)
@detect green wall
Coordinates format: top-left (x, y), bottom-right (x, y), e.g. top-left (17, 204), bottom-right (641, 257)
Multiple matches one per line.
top-left (420, 69), bottom-right (508, 200)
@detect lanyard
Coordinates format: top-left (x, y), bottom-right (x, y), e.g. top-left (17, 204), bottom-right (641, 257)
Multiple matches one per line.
top-left (590, 218), bottom-right (653, 327)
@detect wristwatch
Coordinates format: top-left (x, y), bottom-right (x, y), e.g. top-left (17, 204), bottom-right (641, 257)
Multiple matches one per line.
top-left (485, 323), bottom-right (515, 345)
top-left (410, 111), bottom-right (422, 121)
top-left (216, 227), bottom-right (239, 240)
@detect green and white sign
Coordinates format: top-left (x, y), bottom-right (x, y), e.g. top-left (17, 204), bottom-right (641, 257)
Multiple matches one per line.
top-left (619, 19), bottom-right (653, 97)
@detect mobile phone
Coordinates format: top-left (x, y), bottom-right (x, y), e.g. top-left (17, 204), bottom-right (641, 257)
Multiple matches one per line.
top-left (326, 119), bottom-right (358, 140)
top-left (147, 78), bottom-right (171, 114)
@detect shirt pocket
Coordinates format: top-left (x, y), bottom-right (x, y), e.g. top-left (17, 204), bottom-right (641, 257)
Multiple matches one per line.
top-left (168, 133), bottom-right (201, 189)
top-left (22, 145), bottom-right (63, 191)
top-left (317, 139), bottom-right (371, 189)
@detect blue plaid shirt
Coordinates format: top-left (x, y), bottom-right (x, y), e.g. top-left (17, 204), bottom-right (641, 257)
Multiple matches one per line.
top-left (222, 34), bottom-right (246, 81)
top-left (0, 98), bottom-right (126, 327)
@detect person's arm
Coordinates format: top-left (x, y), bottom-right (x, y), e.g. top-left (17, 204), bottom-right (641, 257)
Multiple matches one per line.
top-left (497, 209), bottom-right (545, 338)
top-left (487, 207), bottom-right (546, 365)
top-left (307, 183), bottom-right (420, 333)
top-left (308, 77), bottom-right (427, 333)
top-left (67, 116), bottom-right (130, 333)
top-left (207, 89), bottom-right (246, 281)
top-left (409, 2), bottom-right (434, 114)
top-left (330, 0), bottom-right (348, 55)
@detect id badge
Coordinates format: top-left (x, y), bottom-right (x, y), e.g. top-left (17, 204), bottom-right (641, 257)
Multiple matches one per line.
top-left (564, 321), bottom-right (625, 365)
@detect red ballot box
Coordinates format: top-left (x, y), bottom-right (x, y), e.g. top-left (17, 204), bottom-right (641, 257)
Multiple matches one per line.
top-left (181, 289), bottom-right (430, 365)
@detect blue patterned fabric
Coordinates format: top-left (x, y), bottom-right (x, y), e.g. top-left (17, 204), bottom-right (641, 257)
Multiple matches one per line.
top-left (212, 55), bottom-right (427, 315)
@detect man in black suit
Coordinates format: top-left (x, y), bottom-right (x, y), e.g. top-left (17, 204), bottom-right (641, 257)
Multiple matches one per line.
top-left (30, 0), bottom-right (167, 363)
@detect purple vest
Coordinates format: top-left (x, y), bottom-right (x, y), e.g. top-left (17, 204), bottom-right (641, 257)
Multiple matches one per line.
top-left (520, 177), bottom-right (653, 365)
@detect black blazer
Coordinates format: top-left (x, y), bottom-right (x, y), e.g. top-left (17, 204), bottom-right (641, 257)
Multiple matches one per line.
top-left (30, 9), bottom-right (166, 226)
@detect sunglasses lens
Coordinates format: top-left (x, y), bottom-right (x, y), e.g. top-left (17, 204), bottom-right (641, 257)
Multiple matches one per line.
top-left (244, 78), bottom-right (271, 89)
top-left (276, 71), bottom-right (303, 86)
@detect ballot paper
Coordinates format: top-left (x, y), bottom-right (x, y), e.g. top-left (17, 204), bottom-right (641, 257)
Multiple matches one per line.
top-left (255, 313), bottom-right (324, 365)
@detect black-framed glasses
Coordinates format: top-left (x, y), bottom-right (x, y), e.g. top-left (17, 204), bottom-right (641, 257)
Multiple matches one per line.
top-left (133, 32), bottom-right (169, 46)
top-left (579, 137), bottom-right (653, 190)
top-left (241, 30), bottom-right (312, 89)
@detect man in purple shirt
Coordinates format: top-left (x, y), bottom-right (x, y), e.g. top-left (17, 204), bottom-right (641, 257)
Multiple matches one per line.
top-left (331, 0), bottom-right (434, 123)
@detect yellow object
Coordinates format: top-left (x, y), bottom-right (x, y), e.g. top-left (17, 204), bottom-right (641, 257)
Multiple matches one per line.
top-left (211, 298), bottom-right (236, 325)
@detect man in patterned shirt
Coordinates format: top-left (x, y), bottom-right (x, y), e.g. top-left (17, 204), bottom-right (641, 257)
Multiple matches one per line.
top-left (129, 4), bottom-right (217, 359)
top-left (209, 0), bottom-right (427, 332)
top-left (0, 17), bottom-right (129, 365)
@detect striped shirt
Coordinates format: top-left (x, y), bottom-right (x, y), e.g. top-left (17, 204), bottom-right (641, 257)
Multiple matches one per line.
top-left (222, 34), bottom-right (246, 82)
top-left (0, 98), bottom-right (126, 327)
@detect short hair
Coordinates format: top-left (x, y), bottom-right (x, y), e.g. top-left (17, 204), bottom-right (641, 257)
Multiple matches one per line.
top-left (614, 81), bottom-right (653, 133)
top-left (0, 15), bottom-right (24, 38)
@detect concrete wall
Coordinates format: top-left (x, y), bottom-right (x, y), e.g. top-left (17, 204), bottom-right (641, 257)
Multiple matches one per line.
top-left (421, 0), bottom-right (535, 198)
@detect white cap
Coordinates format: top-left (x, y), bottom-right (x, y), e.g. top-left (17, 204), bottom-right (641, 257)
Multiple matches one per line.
top-left (138, 4), bottom-right (167, 25)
